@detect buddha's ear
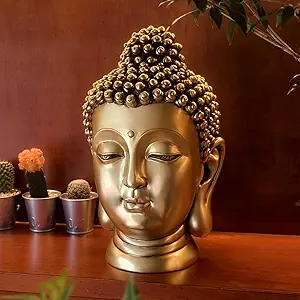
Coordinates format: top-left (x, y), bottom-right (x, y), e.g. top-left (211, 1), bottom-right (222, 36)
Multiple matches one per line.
top-left (187, 137), bottom-right (225, 237)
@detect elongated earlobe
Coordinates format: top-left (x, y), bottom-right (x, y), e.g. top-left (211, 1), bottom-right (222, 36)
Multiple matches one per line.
top-left (187, 137), bottom-right (225, 237)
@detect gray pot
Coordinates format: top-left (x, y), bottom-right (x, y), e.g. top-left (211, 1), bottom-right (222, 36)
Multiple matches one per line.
top-left (22, 189), bottom-right (61, 233)
top-left (60, 192), bottom-right (98, 235)
top-left (0, 190), bottom-right (21, 230)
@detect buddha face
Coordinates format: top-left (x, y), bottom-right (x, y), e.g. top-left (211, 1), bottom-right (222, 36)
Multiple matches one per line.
top-left (92, 103), bottom-right (204, 240)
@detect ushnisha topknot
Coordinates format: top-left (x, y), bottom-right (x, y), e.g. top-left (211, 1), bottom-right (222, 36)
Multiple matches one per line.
top-left (82, 25), bottom-right (221, 160)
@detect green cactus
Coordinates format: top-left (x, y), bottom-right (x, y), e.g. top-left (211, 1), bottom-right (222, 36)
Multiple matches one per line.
top-left (0, 161), bottom-right (15, 194)
top-left (67, 179), bottom-right (91, 199)
top-left (25, 170), bottom-right (48, 198)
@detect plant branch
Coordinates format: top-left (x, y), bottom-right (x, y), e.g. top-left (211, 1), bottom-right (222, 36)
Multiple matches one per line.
top-left (245, 0), bottom-right (300, 62)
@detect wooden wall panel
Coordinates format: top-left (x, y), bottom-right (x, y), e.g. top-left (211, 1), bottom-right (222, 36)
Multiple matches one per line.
top-left (0, 0), bottom-right (300, 234)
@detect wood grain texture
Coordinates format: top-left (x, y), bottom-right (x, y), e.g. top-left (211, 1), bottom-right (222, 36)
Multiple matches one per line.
top-left (0, 224), bottom-right (299, 299)
top-left (0, 0), bottom-right (300, 234)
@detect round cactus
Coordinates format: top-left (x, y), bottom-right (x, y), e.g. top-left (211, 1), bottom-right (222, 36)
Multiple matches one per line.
top-left (0, 161), bottom-right (15, 194)
top-left (67, 179), bottom-right (91, 199)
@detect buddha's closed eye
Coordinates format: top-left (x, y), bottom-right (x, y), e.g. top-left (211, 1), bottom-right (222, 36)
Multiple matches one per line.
top-left (97, 153), bottom-right (123, 162)
top-left (146, 141), bottom-right (182, 163)
top-left (147, 153), bottom-right (181, 162)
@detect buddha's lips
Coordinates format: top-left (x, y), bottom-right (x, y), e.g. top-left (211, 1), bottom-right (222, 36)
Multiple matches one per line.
top-left (123, 197), bottom-right (151, 213)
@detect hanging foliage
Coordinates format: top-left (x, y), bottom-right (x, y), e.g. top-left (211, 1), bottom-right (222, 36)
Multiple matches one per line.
top-left (159, 0), bottom-right (300, 95)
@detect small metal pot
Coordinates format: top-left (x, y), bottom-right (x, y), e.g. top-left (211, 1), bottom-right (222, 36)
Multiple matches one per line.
top-left (60, 192), bottom-right (98, 235)
top-left (22, 189), bottom-right (61, 233)
top-left (0, 190), bottom-right (21, 230)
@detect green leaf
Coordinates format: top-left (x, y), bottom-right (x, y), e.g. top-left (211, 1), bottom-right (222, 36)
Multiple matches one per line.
top-left (257, 5), bottom-right (268, 29)
top-left (39, 269), bottom-right (73, 300)
top-left (227, 2), bottom-right (248, 34)
top-left (62, 283), bottom-right (75, 300)
top-left (123, 279), bottom-right (140, 300)
top-left (191, 1), bottom-right (200, 23)
top-left (276, 5), bottom-right (294, 26)
top-left (193, 0), bottom-right (207, 13)
top-left (210, 7), bottom-right (223, 28)
top-left (192, 9), bottom-right (200, 22)
top-left (226, 20), bottom-right (237, 45)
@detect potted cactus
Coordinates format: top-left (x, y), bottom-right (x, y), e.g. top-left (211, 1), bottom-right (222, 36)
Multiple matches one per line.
top-left (0, 161), bottom-right (21, 230)
top-left (60, 179), bottom-right (98, 234)
top-left (18, 148), bottom-right (61, 232)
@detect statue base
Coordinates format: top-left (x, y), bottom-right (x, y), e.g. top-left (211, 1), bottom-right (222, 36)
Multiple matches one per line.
top-left (105, 226), bottom-right (199, 273)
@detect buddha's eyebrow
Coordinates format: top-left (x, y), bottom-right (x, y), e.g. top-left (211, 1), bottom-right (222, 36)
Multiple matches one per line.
top-left (137, 129), bottom-right (189, 155)
top-left (92, 128), bottom-right (126, 152)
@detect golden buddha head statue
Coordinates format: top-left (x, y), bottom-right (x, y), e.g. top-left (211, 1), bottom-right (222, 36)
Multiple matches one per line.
top-left (83, 25), bottom-right (225, 273)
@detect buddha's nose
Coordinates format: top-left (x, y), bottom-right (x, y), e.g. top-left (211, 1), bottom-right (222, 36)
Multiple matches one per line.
top-left (123, 155), bottom-right (147, 189)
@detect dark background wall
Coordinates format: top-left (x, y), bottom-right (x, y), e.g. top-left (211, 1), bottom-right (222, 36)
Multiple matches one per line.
top-left (0, 0), bottom-right (300, 234)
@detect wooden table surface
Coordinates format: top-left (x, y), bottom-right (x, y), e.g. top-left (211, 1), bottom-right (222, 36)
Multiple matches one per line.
top-left (0, 223), bottom-right (299, 300)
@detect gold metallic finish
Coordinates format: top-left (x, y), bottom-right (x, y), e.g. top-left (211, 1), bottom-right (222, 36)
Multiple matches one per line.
top-left (128, 67), bottom-right (137, 74)
top-left (104, 90), bottom-right (113, 103)
top-left (147, 56), bottom-right (157, 64)
top-left (165, 89), bottom-right (177, 103)
top-left (154, 72), bottom-right (165, 81)
top-left (163, 56), bottom-right (172, 64)
top-left (168, 48), bottom-right (178, 57)
top-left (153, 88), bottom-right (164, 102)
top-left (143, 44), bottom-right (153, 53)
top-left (139, 73), bottom-right (149, 82)
top-left (170, 64), bottom-right (178, 72)
top-left (152, 35), bottom-right (162, 44)
top-left (161, 80), bottom-right (172, 90)
top-left (127, 130), bottom-right (135, 138)
top-left (124, 82), bottom-right (134, 93)
top-left (173, 42), bottom-right (183, 51)
top-left (156, 46), bottom-right (166, 56)
top-left (178, 54), bottom-right (185, 62)
top-left (188, 89), bottom-right (197, 98)
top-left (90, 104), bottom-right (225, 273)
top-left (149, 78), bottom-right (158, 87)
top-left (114, 92), bottom-right (124, 105)
top-left (140, 34), bottom-right (150, 44)
top-left (139, 91), bottom-right (150, 105)
top-left (113, 80), bottom-right (122, 91)
top-left (178, 94), bottom-right (189, 106)
top-left (104, 81), bottom-right (112, 89)
top-left (163, 38), bottom-right (173, 46)
top-left (83, 26), bottom-right (225, 273)
top-left (127, 73), bottom-right (137, 82)
top-left (163, 67), bottom-right (172, 76)
top-left (125, 94), bottom-right (137, 108)
top-left (198, 97), bottom-right (205, 105)
top-left (170, 74), bottom-right (179, 83)
top-left (135, 82), bottom-right (146, 91)
top-left (139, 67), bottom-right (149, 74)
top-left (134, 56), bottom-right (142, 64)
top-left (140, 61), bottom-right (148, 67)
top-left (176, 82), bottom-right (186, 92)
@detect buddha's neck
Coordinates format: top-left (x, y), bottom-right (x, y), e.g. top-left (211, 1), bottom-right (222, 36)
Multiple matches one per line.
top-left (105, 225), bottom-right (199, 273)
